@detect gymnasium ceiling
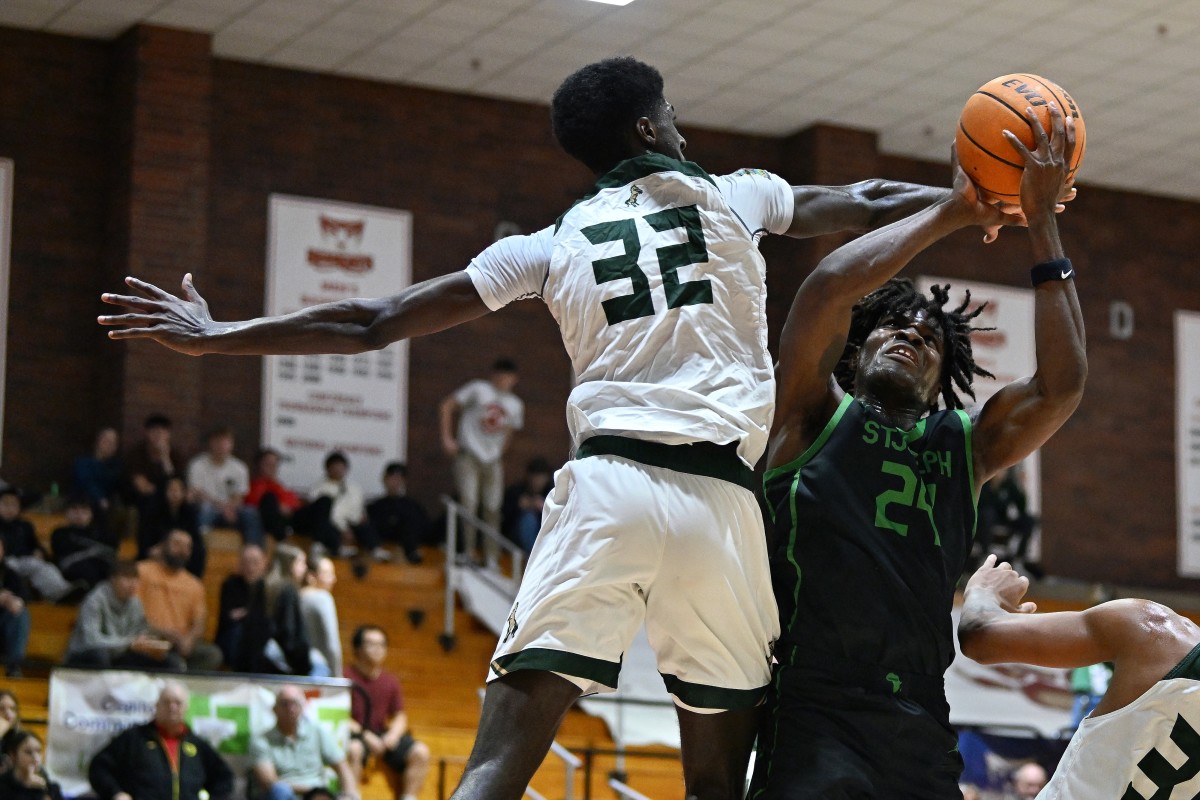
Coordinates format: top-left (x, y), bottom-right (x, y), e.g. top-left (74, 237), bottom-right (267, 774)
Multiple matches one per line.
top-left (4, 0), bottom-right (1200, 201)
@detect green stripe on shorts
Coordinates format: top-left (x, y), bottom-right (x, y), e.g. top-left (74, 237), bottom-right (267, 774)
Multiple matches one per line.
top-left (491, 648), bottom-right (621, 690)
top-left (661, 674), bottom-right (766, 710)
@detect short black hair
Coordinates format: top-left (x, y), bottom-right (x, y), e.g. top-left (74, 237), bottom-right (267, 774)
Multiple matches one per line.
top-left (144, 413), bottom-right (171, 429)
top-left (325, 451), bottom-right (348, 469)
top-left (255, 447), bottom-right (281, 466)
top-left (382, 462), bottom-right (407, 478)
top-left (551, 56), bottom-right (666, 174)
top-left (351, 624), bottom-right (388, 650)
top-left (492, 358), bottom-right (518, 373)
top-left (836, 278), bottom-right (994, 411)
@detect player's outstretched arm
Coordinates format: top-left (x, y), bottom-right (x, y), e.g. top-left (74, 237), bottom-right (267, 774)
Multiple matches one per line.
top-left (98, 271), bottom-right (491, 356)
top-left (959, 555), bottom-right (1162, 669)
top-left (971, 103), bottom-right (1086, 488)
top-left (769, 155), bottom-right (1020, 465)
top-left (786, 180), bottom-right (950, 240)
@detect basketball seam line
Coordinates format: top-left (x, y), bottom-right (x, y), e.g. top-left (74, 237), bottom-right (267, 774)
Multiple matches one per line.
top-left (976, 90), bottom-right (1036, 129)
top-left (957, 121), bottom-right (1024, 180)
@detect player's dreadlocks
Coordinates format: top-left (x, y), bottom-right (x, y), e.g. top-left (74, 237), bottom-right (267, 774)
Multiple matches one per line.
top-left (834, 277), bottom-right (994, 411)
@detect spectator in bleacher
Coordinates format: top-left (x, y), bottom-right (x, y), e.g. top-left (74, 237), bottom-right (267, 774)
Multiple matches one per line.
top-left (300, 554), bottom-right (342, 677)
top-left (138, 529), bottom-right (223, 672)
top-left (138, 475), bottom-right (205, 578)
top-left (0, 729), bottom-right (63, 800)
top-left (0, 538), bottom-right (31, 677)
top-left (0, 689), bottom-right (20, 741)
top-left (51, 496), bottom-right (117, 590)
top-left (248, 448), bottom-right (303, 541)
top-left (500, 457), bottom-right (553, 554)
top-left (344, 625), bottom-right (430, 800)
top-left (250, 685), bottom-right (358, 800)
top-left (66, 559), bottom-right (181, 670)
top-left (310, 452), bottom-right (386, 563)
top-left (70, 426), bottom-right (122, 523)
top-left (0, 487), bottom-right (82, 603)
top-left (366, 462), bottom-right (430, 565)
top-left (215, 543), bottom-right (268, 671)
top-left (1008, 762), bottom-right (1048, 799)
top-left (88, 681), bottom-right (234, 800)
top-left (123, 413), bottom-right (181, 507)
top-left (262, 544), bottom-right (323, 677)
top-left (186, 427), bottom-right (264, 545)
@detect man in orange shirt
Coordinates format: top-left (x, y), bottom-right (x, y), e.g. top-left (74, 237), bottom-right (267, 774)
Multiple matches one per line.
top-left (137, 529), bottom-right (222, 671)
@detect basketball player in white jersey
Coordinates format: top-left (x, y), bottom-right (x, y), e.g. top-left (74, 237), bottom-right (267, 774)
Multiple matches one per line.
top-left (959, 555), bottom-right (1200, 799)
top-left (100, 57), bottom-right (971, 800)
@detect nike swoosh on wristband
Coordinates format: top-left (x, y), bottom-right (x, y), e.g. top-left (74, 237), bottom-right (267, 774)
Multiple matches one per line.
top-left (1061, 269), bottom-right (1073, 279)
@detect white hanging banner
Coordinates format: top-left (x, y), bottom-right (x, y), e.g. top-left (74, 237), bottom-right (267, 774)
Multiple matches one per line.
top-left (263, 195), bottom-right (412, 494)
top-left (0, 159), bottom-right (11, 468)
top-left (45, 669), bottom-right (351, 799)
top-left (1176, 311), bottom-right (1200, 577)
top-left (917, 276), bottom-right (1040, 514)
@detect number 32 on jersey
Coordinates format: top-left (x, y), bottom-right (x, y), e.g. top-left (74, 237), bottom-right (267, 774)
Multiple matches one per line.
top-left (581, 204), bottom-right (714, 325)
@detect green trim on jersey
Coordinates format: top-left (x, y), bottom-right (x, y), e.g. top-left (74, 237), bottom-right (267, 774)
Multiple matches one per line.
top-left (490, 648), bottom-right (620, 689)
top-left (954, 408), bottom-right (979, 535)
top-left (763, 393), bottom-right (855, 488)
top-left (554, 153), bottom-right (717, 232)
top-left (661, 674), bottom-right (766, 711)
top-left (1165, 641), bottom-right (1200, 681)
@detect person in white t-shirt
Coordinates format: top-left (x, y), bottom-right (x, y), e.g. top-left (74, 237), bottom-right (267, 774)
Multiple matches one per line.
top-left (100, 56), bottom-right (964, 800)
top-left (959, 555), bottom-right (1200, 800)
top-left (439, 358), bottom-right (523, 564)
top-left (185, 427), bottom-right (263, 544)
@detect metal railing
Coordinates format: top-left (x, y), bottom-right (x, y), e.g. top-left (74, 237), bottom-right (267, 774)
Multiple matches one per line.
top-left (440, 495), bottom-right (525, 651)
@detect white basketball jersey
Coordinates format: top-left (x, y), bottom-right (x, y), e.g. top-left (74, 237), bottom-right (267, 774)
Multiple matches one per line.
top-left (549, 155), bottom-right (778, 466)
top-left (467, 155), bottom-right (792, 467)
top-left (1039, 667), bottom-right (1200, 799)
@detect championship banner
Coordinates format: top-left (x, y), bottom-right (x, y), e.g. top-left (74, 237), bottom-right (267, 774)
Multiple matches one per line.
top-left (46, 669), bottom-right (351, 798)
top-left (263, 195), bottom-right (412, 495)
top-left (917, 277), bottom-right (1040, 513)
top-left (0, 159), bottom-right (11, 466)
top-left (1176, 311), bottom-right (1200, 577)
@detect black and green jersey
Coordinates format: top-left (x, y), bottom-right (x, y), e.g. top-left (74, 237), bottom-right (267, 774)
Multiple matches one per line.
top-left (765, 393), bottom-right (977, 680)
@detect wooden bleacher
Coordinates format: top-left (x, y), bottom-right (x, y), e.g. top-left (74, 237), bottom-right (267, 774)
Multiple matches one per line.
top-left (4, 512), bottom-right (687, 799)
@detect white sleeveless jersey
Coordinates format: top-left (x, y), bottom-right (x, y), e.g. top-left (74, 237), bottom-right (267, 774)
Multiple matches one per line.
top-left (467, 155), bottom-right (793, 467)
top-left (1038, 670), bottom-right (1200, 799)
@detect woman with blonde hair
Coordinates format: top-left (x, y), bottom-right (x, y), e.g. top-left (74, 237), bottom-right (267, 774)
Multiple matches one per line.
top-left (261, 543), bottom-right (325, 676)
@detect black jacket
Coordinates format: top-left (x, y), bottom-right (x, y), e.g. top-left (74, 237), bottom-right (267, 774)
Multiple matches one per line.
top-left (87, 721), bottom-right (234, 800)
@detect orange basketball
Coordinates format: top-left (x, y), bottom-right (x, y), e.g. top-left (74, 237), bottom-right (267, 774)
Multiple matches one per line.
top-left (955, 73), bottom-right (1085, 204)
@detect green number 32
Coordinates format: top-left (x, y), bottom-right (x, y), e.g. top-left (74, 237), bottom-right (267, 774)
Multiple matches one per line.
top-left (875, 461), bottom-right (940, 545)
top-left (581, 205), bottom-right (713, 325)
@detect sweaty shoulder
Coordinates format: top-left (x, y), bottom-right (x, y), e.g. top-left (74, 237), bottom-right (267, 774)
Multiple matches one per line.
top-left (712, 168), bottom-right (794, 238)
top-left (466, 226), bottom-right (554, 310)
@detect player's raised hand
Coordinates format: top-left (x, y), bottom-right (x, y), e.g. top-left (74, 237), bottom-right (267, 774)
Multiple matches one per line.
top-left (949, 143), bottom-right (1024, 243)
top-left (965, 554), bottom-right (1038, 614)
top-left (1003, 102), bottom-right (1076, 222)
top-left (98, 273), bottom-right (221, 355)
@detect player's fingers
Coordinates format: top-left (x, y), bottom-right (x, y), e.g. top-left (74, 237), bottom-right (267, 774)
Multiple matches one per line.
top-left (1026, 106), bottom-right (1051, 152)
top-left (1001, 130), bottom-right (1032, 161)
top-left (983, 554), bottom-right (998, 567)
top-left (97, 313), bottom-right (160, 327)
top-left (100, 293), bottom-right (162, 311)
top-left (1019, 602), bottom-right (1038, 614)
top-left (982, 226), bottom-right (999, 244)
top-left (124, 276), bottom-right (175, 301)
top-left (106, 327), bottom-right (159, 340)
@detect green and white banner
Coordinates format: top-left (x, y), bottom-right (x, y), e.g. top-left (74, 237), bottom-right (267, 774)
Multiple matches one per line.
top-left (46, 668), bottom-right (351, 798)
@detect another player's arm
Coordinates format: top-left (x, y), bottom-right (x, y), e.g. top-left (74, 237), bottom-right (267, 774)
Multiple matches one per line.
top-left (970, 104), bottom-right (1086, 490)
top-left (769, 159), bottom-right (1019, 465)
top-left (99, 270), bottom-right (490, 356)
top-left (959, 555), bottom-right (1154, 668)
top-left (786, 181), bottom-right (951, 239)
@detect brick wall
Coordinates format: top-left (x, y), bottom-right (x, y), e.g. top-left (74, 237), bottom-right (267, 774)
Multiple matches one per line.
top-left (2, 24), bottom-right (1199, 588)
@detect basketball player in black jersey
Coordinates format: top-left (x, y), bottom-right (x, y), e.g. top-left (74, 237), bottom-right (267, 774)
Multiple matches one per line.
top-left (748, 103), bottom-right (1084, 798)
